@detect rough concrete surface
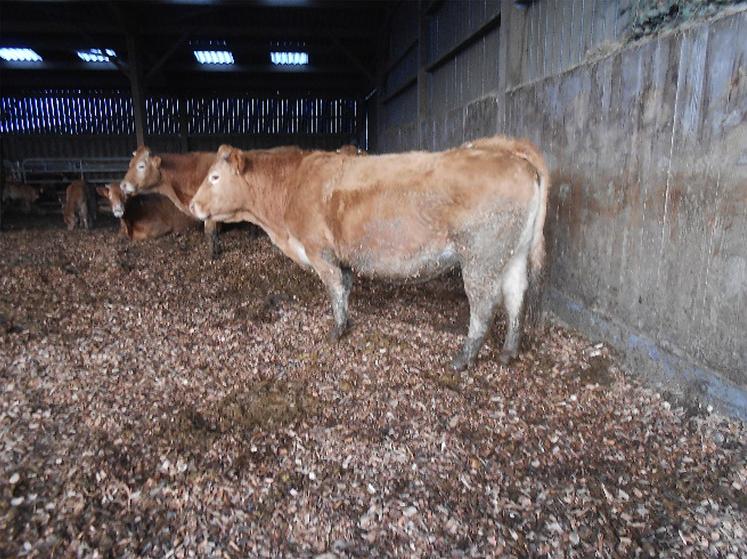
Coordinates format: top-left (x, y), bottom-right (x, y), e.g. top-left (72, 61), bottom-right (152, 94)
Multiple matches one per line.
top-left (504, 8), bottom-right (747, 414)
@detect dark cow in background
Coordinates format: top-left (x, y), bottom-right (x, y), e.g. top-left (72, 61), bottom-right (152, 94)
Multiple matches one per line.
top-left (97, 183), bottom-right (198, 241)
top-left (120, 147), bottom-right (224, 256)
top-left (2, 182), bottom-right (41, 213)
top-left (190, 135), bottom-right (549, 370)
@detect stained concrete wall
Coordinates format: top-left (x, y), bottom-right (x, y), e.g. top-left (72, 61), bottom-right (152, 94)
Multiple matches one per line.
top-left (375, 1), bottom-right (747, 418)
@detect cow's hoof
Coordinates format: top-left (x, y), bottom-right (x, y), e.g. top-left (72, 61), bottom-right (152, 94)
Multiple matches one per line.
top-left (451, 352), bottom-right (471, 372)
top-left (329, 326), bottom-right (345, 343)
top-left (499, 351), bottom-right (517, 365)
top-left (329, 319), bottom-right (352, 343)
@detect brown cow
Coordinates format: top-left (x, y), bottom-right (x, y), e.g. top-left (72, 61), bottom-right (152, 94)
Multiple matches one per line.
top-left (63, 180), bottom-right (92, 230)
top-left (189, 135), bottom-right (549, 370)
top-left (2, 182), bottom-right (40, 213)
top-left (97, 183), bottom-right (198, 240)
top-left (120, 148), bottom-right (223, 256)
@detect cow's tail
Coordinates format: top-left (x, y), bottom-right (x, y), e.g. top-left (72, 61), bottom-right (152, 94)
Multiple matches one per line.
top-left (514, 141), bottom-right (550, 331)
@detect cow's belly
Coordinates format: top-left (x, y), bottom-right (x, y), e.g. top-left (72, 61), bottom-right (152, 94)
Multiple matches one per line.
top-left (338, 217), bottom-right (459, 279)
top-left (347, 244), bottom-right (459, 280)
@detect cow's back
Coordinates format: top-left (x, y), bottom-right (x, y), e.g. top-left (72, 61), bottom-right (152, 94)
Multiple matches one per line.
top-left (291, 147), bottom-right (539, 242)
top-left (281, 145), bottom-right (542, 280)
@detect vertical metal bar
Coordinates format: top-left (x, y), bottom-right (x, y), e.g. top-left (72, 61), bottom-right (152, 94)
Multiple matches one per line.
top-left (126, 32), bottom-right (147, 146)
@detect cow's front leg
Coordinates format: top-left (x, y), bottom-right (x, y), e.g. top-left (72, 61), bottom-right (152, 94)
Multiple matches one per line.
top-left (205, 219), bottom-right (221, 259)
top-left (310, 255), bottom-right (352, 342)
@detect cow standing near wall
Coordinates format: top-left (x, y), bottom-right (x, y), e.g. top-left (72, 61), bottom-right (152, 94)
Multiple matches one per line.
top-left (120, 148), bottom-right (226, 257)
top-left (190, 135), bottom-right (549, 370)
top-left (97, 183), bottom-right (199, 240)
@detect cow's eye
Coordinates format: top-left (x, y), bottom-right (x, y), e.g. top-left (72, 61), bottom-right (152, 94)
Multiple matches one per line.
top-left (210, 174), bottom-right (220, 183)
top-left (137, 163), bottom-right (145, 170)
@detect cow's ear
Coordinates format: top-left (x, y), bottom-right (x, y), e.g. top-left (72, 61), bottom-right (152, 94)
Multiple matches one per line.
top-left (96, 186), bottom-right (108, 198)
top-left (228, 149), bottom-right (245, 175)
top-left (132, 150), bottom-right (137, 157)
top-left (217, 144), bottom-right (233, 161)
top-left (151, 155), bottom-right (161, 169)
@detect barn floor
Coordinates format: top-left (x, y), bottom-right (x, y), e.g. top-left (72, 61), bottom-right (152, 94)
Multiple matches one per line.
top-left (1, 222), bottom-right (746, 558)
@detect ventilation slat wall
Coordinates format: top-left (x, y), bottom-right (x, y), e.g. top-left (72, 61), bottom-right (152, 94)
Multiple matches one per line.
top-left (1, 89), bottom-right (360, 160)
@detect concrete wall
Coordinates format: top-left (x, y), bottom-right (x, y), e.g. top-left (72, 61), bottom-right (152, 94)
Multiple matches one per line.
top-left (375, 1), bottom-right (747, 418)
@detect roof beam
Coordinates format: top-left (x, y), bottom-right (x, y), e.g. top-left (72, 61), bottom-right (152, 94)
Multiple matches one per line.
top-left (145, 28), bottom-right (193, 81)
top-left (328, 35), bottom-right (375, 85)
top-left (0, 21), bottom-right (377, 39)
top-left (0, 61), bottom-right (364, 76)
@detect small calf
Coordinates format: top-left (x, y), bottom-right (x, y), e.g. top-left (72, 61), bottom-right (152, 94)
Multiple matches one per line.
top-left (63, 180), bottom-right (91, 230)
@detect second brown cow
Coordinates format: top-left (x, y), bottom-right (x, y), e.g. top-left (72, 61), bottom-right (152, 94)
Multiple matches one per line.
top-left (97, 183), bottom-right (198, 240)
top-left (120, 148), bottom-right (223, 256)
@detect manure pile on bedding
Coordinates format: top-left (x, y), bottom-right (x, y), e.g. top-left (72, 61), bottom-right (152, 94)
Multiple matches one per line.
top-left (1, 225), bottom-right (745, 558)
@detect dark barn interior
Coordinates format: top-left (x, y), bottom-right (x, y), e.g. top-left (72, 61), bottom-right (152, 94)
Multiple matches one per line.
top-left (1, 1), bottom-right (746, 557)
top-left (1, 0), bottom-right (387, 199)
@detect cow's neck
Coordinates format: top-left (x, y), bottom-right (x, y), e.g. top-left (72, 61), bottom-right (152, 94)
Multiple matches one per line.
top-left (240, 153), bottom-right (302, 240)
top-left (244, 178), bottom-right (290, 238)
top-left (155, 153), bottom-right (214, 211)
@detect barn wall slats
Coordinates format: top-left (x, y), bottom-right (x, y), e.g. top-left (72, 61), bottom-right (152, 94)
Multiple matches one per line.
top-left (1, 90), bottom-right (360, 160)
top-left (508, 0), bottom-right (633, 89)
top-left (378, 0), bottom-right (501, 153)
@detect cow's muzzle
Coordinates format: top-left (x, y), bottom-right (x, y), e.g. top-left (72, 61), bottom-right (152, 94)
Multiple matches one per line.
top-left (120, 181), bottom-right (135, 194)
top-left (189, 200), bottom-right (208, 221)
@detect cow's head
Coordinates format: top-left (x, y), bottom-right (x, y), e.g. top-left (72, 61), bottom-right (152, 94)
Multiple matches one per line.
top-left (96, 183), bottom-right (127, 218)
top-left (29, 186), bottom-right (41, 203)
top-left (190, 144), bottom-right (247, 222)
top-left (121, 146), bottom-right (162, 195)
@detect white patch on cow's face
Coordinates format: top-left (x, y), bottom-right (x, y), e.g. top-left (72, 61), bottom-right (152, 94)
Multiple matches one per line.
top-left (113, 203), bottom-right (124, 218)
top-left (190, 200), bottom-right (209, 221)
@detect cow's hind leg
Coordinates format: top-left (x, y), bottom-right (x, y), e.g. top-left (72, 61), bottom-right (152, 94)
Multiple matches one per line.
top-left (452, 267), bottom-right (501, 372)
top-left (80, 206), bottom-right (91, 230)
top-left (499, 256), bottom-right (529, 364)
top-left (205, 219), bottom-right (221, 259)
top-left (310, 254), bottom-right (352, 342)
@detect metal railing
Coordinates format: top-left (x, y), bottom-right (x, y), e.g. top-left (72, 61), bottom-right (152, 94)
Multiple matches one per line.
top-left (10, 157), bottom-right (130, 187)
